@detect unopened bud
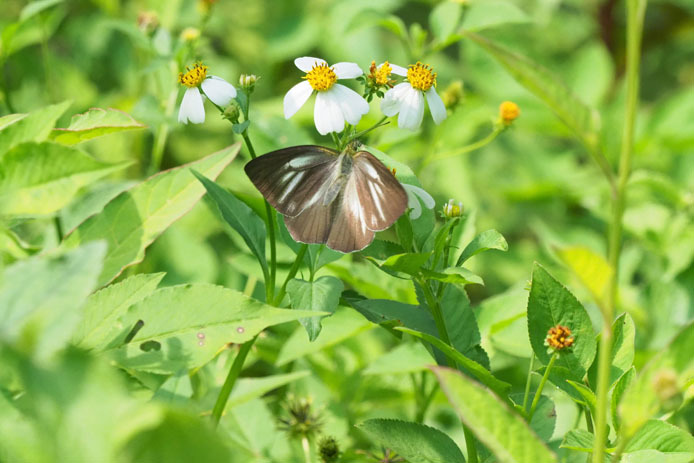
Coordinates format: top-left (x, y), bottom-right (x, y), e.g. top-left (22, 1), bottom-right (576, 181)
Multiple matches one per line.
top-left (499, 101), bottom-right (520, 125)
top-left (441, 80), bottom-right (464, 110)
top-left (442, 199), bottom-right (463, 218)
top-left (318, 436), bottom-right (340, 463)
top-left (652, 368), bottom-right (682, 412)
top-left (223, 100), bottom-right (241, 121)
top-left (239, 74), bottom-right (259, 92)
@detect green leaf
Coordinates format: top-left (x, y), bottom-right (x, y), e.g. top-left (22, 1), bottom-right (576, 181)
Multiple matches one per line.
top-left (19, 0), bottom-right (63, 21)
top-left (558, 246), bottom-right (613, 310)
top-left (223, 371), bottom-right (310, 409)
top-left (527, 263), bottom-right (597, 380)
top-left (0, 142), bottom-right (129, 216)
top-left (621, 449), bottom-right (693, 463)
top-left (588, 313), bottom-right (635, 388)
top-left (286, 276), bottom-right (343, 341)
top-left (0, 242), bottom-right (105, 359)
top-left (108, 283), bottom-right (324, 374)
top-left (358, 419), bottom-right (465, 463)
top-left (59, 180), bottom-right (136, 232)
top-left (231, 120), bottom-right (250, 134)
top-left (433, 367), bottom-right (557, 463)
top-left (276, 307), bottom-right (373, 366)
top-left (0, 101), bottom-right (70, 154)
top-left (422, 267), bottom-right (484, 286)
top-left (624, 420), bottom-right (694, 456)
top-left (344, 294), bottom-right (435, 336)
top-left (462, 0), bottom-right (530, 32)
top-left (560, 429), bottom-right (594, 452)
top-left (60, 143), bottom-right (240, 286)
top-left (456, 229), bottom-right (508, 266)
top-left (379, 252), bottom-right (432, 276)
top-left (192, 170), bottom-right (267, 275)
top-left (72, 273), bottom-right (165, 350)
top-left (566, 380), bottom-right (597, 416)
top-left (49, 107), bottom-right (145, 145)
top-left (363, 342), bottom-right (433, 376)
top-left (465, 32), bottom-right (600, 149)
top-left (429, 1), bottom-right (463, 42)
top-left (398, 327), bottom-right (511, 398)
top-left (612, 367), bottom-right (635, 433)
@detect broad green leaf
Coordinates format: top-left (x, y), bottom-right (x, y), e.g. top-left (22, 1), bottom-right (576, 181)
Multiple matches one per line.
top-left (223, 371), bottom-right (310, 410)
top-left (566, 380), bottom-right (597, 416)
top-left (363, 342), bottom-right (433, 376)
top-left (0, 101), bottom-right (70, 154)
top-left (0, 114), bottom-right (25, 130)
top-left (624, 420), bottom-right (694, 455)
top-left (0, 241), bottom-right (105, 359)
top-left (429, 1), bottom-right (463, 42)
top-left (50, 107), bottom-right (146, 145)
top-left (277, 307), bottom-right (373, 366)
top-left (560, 429), bottom-right (594, 452)
top-left (59, 180), bottom-right (136, 232)
top-left (621, 449), bottom-right (693, 463)
top-left (612, 367), bottom-right (635, 433)
top-left (588, 313), bottom-right (635, 388)
top-left (344, 293), bottom-right (436, 337)
top-left (456, 229), bottom-right (508, 265)
top-left (527, 263), bottom-right (597, 380)
top-left (73, 273), bottom-right (165, 350)
top-left (221, 399), bottom-right (277, 460)
top-left (462, 0), bottom-right (530, 32)
top-left (19, 0), bottom-right (63, 21)
top-left (358, 419), bottom-right (465, 463)
top-left (433, 367), bottom-right (557, 463)
top-left (398, 327), bottom-right (511, 398)
top-left (558, 246), bottom-right (613, 309)
top-left (465, 32), bottom-right (599, 149)
top-left (0, 142), bottom-right (129, 216)
top-left (422, 267), bottom-right (484, 286)
top-left (286, 276), bottom-right (343, 341)
top-left (379, 252), bottom-right (432, 276)
top-left (432, 218), bottom-right (459, 267)
top-left (192, 171), bottom-right (267, 275)
top-left (61, 143), bottom-right (240, 286)
top-left (108, 283), bottom-right (324, 374)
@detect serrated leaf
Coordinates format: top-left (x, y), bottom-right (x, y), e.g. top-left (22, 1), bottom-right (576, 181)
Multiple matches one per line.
top-left (0, 242), bottom-right (105, 359)
top-left (50, 107), bottom-right (146, 145)
top-left (108, 283), bottom-right (324, 374)
top-left (0, 142), bottom-right (129, 216)
top-left (462, 0), bottom-right (530, 32)
top-left (398, 327), bottom-right (511, 398)
top-left (456, 229), bottom-right (508, 265)
top-left (60, 143), bottom-right (240, 286)
top-left (286, 276), bottom-right (343, 341)
top-left (624, 420), bottom-right (694, 456)
top-left (358, 419), bottom-right (465, 463)
top-left (560, 429), bottom-right (594, 452)
top-left (433, 367), bottom-right (557, 463)
top-left (192, 170), bottom-right (267, 275)
top-left (422, 267), bottom-right (484, 286)
top-left (73, 273), bottom-right (165, 350)
top-left (558, 246), bottom-right (613, 310)
top-left (527, 263), bottom-right (597, 379)
top-left (0, 101), bottom-right (70, 154)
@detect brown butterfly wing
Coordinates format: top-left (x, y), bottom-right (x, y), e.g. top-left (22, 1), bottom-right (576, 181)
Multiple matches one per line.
top-left (351, 151), bottom-right (408, 231)
top-left (284, 200), bottom-right (335, 246)
top-left (244, 145), bottom-right (340, 217)
top-left (325, 174), bottom-right (375, 253)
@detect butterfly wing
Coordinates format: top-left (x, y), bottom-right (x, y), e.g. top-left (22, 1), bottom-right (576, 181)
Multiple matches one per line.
top-left (351, 151), bottom-right (408, 231)
top-left (324, 172), bottom-right (375, 253)
top-left (244, 145), bottom-right (340, 217)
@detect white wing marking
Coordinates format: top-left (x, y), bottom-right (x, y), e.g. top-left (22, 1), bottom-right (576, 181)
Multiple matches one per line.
top-left (278, 171), bottom-right (305, 203)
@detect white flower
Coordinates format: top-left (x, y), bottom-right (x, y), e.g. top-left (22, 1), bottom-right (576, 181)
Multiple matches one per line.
top-left (178, 63), bottom-right (237, 124)
top-left (284, 57), bottom-right (370, 135)
top-left (381, 61), bottom-right (447, 131)
top-left (402, 184), bottom-right (435, 220)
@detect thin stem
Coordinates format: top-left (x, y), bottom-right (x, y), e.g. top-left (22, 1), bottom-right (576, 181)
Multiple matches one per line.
top-left (528, 352), bottom-right (557, 421)
top-left (274, 244), bottom-right (309, 305)
top-left (54, 216), bottom-right (63, 242)
top-left (351, 116), bottom-right (388, 140)
top-left (422, 125), bottom-right (503, 167)
top-left (463, 426), bottom-right (479, 463)
top-left (584, 405), bottom-right (595, 434)
top-left (593, 1), bottom-right (646, 462)
top-left (522, 355), bottom-right (535, 413)
top-left (211, 336), bottom-right (257, 426)
top-left (301, 436), bottom-right (311, 463)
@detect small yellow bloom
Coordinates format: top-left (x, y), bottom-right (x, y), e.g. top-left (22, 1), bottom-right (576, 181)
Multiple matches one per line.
top-left (407, 62), bottom-right (437, 91)
top-left (303, 62), bottom-right (338, 92)
top-left (442, 199), bottom-right (463, 218)
top-left (178, 63), bottom-right (208, 88)
top-left (180, 27), bottom-right (201, 42)
top-left (545, 325), bottom-right (574, 351)
top-left (499, 101), bottom-right (520, 124)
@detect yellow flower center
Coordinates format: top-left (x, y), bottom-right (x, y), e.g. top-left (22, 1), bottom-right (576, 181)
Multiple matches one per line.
top-left (303, 63), bottom-right (337, 91)
top-left (178, 63), bottom-right (208, 88)
top-left (499, 101), bottom-right (520, 124)
top-left (545, 325), bottom-right (574, 350)
top-left (375, 61), bottom-right (392, 85)
top-left (407, 62), bottom-right (437, 91)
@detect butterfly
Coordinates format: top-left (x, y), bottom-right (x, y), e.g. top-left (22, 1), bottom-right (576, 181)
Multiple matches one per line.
top-left (244, 141), bottom-right (408, 253)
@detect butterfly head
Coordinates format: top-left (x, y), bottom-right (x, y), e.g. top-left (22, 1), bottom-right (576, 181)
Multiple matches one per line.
top-left (343, 139), bottom-right (363, 157)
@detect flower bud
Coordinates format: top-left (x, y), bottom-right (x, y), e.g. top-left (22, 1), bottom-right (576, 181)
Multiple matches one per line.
top-left (442, 199), bottom-right (463, 218)
top-left (180, 27), bottom-right (201, 42)
top-left (545, 324), bottom-right (574, 352)
top-left (318, 436), bottom-right (340, 463)
top-left (239, 74), bottom-right (259, 92)
top-left (499, 101), bottom-right (520, 125)
top-left (441, 80), bottom-right (464, 110)
top-left (223, 100), bottom-right (241, 122)
top-left (651, 368), bottom-right (682, 412)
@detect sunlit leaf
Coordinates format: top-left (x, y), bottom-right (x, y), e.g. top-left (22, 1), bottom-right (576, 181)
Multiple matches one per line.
top-left (0, 101), bottom-right (70, 154)
top-left (456, 229), bottom-right (508, 266)
top-left (462, 0), bottom-right (530, 32)
top-left (286, 276), bottom-right (343, 341)
top-left (558, 245), bottom-right (613, 310)
top-left (50, 107), bottom-right (146, 145)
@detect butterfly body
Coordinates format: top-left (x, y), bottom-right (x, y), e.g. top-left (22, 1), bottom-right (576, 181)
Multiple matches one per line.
top-left (245, 142), bottom-right (408, 253)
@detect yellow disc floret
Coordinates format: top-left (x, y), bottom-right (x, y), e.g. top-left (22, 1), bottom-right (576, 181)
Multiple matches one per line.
top-left (545, 325), bottom-right (575, 351)
top-left (178, 63), bottom-right (208, 88)
top-left (407, 62), bottom-right (437, 91)
top-left (499, 101), bottom-right (520, 124)
top-left (374, 61), bottom-right (392, 85)
top-left (303, 62), bottom-right (337, 91)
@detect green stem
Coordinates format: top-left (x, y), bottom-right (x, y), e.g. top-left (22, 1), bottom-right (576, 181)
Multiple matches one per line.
top-left (211, 336), bottom-right (257, 426)
top-left (422, 125), bottom-right (503, 167)
top-left (528, 352), bottom-right (557, 421)
top-left (522, 355), bottom-right (535, 413)
top-left (54, 216), bottom-right (63, 242)
top-left (274, 244), bottom-right (309, 305)
top-left (463, 426), bottom-right (479, 463)
top-left (593, 1), bottom-right (646, 462)
top-left (301, 436), bottom-right (311, 463)
top-left (584, 405), bottom-right (595, 434)
top-left (149, 85), bottom-right (177, 175)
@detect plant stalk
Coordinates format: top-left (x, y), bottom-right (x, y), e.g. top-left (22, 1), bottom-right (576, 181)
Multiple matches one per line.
top-left (522, 355), bottom-right (535, 413)
top-left (274, 243), bottom-right (309, 306)
top-left (211, 336), bottom-right (256, 426)
top-left (528, 352), bottom-right (557, 421)
top-left (592, 1), bottom-right (646, 462)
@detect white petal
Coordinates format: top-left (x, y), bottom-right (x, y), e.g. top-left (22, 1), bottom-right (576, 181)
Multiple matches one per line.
top-left (406, 191), bottom-right (423, 219)
top-left (403, 184), bottom-right (434, 220)
top-left (380, 82), bottom-right (411, 117)
top-left (283, 81), bottom-right (313, 119)
top-left (397, 86), bottom-right (425, 131)
top-left (332, 62), bottom-right (363, 79)
top-left (314, 91), bottom-right (345, 135)
top-left (387, 63), bottom-right (408, 76)
top-left (295, 56), bottom-right (327, 72)
top-left (178, 87), bottom-right (205, 124)
top-left (201, 76), bottom-right (237, 107)
top-left (426, 87), bottom-right (447, 125)
top-left (330, 84), bottom-right (369, 125)
top-left (408, 184), bottom-right (435, 209)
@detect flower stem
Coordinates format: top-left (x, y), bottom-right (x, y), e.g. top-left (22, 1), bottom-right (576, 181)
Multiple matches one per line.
top-left (211, 336), bottom-right (257, 426)
top-left (301, 436), bottom-right (311, 463)
top-left (422, 124), bottom-right (503, 167)
top-left (592, 1), bottom-right (646, 461)
top-left (528, 352), bottom-right (557, 421)
top-left (274, 243), bottom-right (309, 306)
top-left (522, 355), bottom-right (535, 413)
